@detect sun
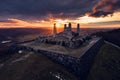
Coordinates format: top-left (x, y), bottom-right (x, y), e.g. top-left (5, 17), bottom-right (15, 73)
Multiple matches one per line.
top-left (56, 23), bottom-right (62, 28)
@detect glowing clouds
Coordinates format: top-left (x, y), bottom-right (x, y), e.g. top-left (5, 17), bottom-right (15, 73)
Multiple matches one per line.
top-left (87, 0), bottom-right (120, 17)
top-left (0, 18), bottom-right (57, 28)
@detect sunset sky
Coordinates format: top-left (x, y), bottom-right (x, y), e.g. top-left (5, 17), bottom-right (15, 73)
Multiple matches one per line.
top-left (0, 0), bottom-right (120, 28)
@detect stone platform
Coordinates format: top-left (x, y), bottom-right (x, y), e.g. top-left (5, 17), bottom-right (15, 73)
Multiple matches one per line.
top-left (20, 37), bottom-right (100, 58)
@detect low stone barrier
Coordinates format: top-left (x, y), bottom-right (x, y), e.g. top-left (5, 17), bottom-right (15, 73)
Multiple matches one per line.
top-left (77, 38), bottom-right (104, 80)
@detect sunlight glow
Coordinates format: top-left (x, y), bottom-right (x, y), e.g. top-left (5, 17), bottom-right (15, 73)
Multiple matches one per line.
top-left (77, 12), bottom-right (120, 23)
top-left (0, 12), bottom-right (120, 28)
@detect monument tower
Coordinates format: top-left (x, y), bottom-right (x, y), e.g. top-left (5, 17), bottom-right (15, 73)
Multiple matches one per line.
top-left (68, 23), bottom-right (72, 31)
top-left (76, 23), bottom-right (80, 36)
top-left (64, 24), bottom-right (67, 32)
top-left (53, 23), bottom-right (57, 37)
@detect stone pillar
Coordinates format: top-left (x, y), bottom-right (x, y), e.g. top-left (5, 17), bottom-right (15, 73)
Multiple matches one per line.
top-left (68, 23), bottom-right (72, 31)
top-left (64, 24), bottom-right (67, 32)
top-left (53, 23), bottom-right (57, 38)
top-left (76, 23), bottom-right (80, 36)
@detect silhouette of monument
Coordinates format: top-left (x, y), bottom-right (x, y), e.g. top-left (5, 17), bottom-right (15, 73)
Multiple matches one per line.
top-left (53, 23), bottom-right (57, 38)
top-left (36, 22), bottom-right (91, 48)
top-left (76, 23), bottom-right (80, 36)
top-left (53, 23), bottom-right (80, 39)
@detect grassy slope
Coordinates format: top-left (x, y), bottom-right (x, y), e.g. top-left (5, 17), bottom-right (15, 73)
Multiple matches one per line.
top-left (0, 51), bottom-right (77, 80)
top-left (87, 43), bottom-right (120, 80)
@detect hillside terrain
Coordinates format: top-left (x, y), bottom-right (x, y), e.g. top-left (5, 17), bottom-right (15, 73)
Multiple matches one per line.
top-left (87, 43), bottom-right (120, 80)
top-left (0, 28), bottom-right (119, 80)
top-left (0, 51), bottom-right (77, 80)
top-left (95, 28), bottom-right (120, 46)
top-left (87, 29), bottom-right (120, 80)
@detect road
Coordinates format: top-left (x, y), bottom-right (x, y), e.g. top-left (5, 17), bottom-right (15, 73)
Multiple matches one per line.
top-left (104, 41), bottom-right (120, 50)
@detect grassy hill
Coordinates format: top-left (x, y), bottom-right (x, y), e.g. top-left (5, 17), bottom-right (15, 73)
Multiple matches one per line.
top-left (0, 51), bottom-right (77, 80)
top-left (95, 29), bottom-right (120, 46)
top-left (0, 28), bottom-right (119, 80)
top-left (87, 43), bottom-right (120, 80)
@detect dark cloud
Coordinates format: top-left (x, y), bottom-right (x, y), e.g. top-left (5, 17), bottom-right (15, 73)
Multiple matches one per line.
top-left (0, 0), bottom-right (119, 21)
top-left (87, 0), bottom-right (120, 17)
top-left (87, 11), bottom-right (113, 17)
top-left (0, 19), bottom-right (16, 23)
top-left (0, 0), bottom-right (97, 20)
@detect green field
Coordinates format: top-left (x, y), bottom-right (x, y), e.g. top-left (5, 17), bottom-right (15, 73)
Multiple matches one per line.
top-left (87, 43), bottom-right (120, 80)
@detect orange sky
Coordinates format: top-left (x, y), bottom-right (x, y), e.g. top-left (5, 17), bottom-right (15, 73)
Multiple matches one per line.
top-left (0, 12), bottom-right (120, 28)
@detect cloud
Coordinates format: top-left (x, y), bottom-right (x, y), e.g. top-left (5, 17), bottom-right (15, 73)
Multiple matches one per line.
top-left (0, 19), bottom-right (17, 23)
top-left (0, 0), bottom-right (97, 20)
top-left (87, 0), bottom-right (120, 17)
top-left (87, 21), bottom-right (120, 26)
top-left (0, 0), bottom-right (120, 27)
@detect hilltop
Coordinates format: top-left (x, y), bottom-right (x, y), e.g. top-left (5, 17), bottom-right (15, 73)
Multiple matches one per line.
top-left (0, 28), bottom-right (120, 80)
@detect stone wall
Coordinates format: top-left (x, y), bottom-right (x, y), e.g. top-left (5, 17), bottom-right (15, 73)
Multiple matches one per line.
top-left (35, 35), bottom-right (91, 48)
top-left (10, 38), bottom-right (104, 80)
top-left (77, 38), bottom-right (104, 80)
